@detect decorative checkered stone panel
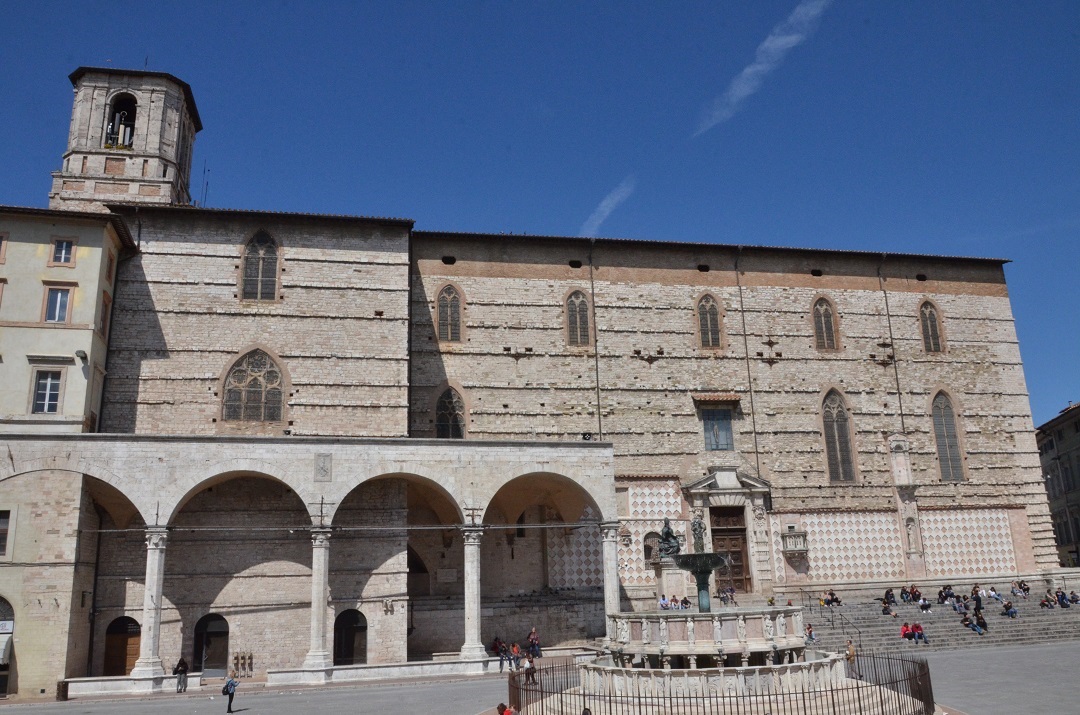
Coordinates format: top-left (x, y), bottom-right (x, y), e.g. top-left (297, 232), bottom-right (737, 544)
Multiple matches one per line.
top-left (920, 509), bottom-right (1017, 577)
top-left (769, 514), bottom-right (786, 584)
top-left (803, 512), bottom-right (907, 582)
top-left (618, 480), bottom-right (686, 585)
top-left (548, 504), bottom-right (603, 589)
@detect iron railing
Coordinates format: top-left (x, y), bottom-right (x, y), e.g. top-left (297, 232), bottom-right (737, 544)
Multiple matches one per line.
top-left (509, 651), bottom-right (933, 715)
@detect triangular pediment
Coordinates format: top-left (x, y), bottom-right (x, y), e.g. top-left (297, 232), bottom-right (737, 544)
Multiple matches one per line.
top-left (685, 468), bottom-right (771, 495)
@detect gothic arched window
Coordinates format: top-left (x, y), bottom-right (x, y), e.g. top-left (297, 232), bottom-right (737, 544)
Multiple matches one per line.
top-left (697, 295), bottom-right (722, 348)
top-left (223, 350), bottom-right (284, 422)
top-left (932, 392), bottom-right (964, 482)
top-left (437, 286), bottom-right (462, 342)
top-left (567, 291), bottom-right (590, 347)
top-left (241, 232), bottom-right (278, 301)
top-left (822, 390), bottom-right (856, 482)
top-left (920, 301), bottom-right (944, 353)
top-left (813, 298), bottom-right (838, 350)
top-left (435, 388), bottom-right (466, 439)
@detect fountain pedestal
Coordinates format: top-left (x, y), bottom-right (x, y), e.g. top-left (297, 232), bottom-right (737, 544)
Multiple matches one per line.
top-left (673, 553), bottom-right (729, 613)
top-left (653, 559), bottom-right (689, 602)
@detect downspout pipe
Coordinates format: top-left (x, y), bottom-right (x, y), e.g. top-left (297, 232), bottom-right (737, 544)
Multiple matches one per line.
top-left (877, 254), bottom-right (906, 433)
top-left (735, 246), bottom-right (763, 481)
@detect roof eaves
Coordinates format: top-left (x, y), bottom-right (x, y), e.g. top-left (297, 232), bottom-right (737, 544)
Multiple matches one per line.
top-left (0, 204), bottom-right (135, 249)
top-left (104, 203), bottom-right (414, 228)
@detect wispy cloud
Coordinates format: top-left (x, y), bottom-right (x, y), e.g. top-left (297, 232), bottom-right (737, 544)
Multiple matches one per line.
top-left (694, 0), bottom-right (832, 136)
top-left (579, 175), bottom-right (636, 237)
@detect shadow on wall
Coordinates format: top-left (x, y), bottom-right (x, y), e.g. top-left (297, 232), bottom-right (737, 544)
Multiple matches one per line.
top-left (100, 251), bottom-right (168, 433)
top-left (409, 277), bottom-right (451, 438)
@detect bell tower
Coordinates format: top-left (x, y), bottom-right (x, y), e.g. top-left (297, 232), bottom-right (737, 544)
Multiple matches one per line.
top-left (49, 67), bottom-right (202, 212)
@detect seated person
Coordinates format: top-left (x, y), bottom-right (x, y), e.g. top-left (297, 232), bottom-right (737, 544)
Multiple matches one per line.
top-left (659, 595), bottom-right (670, 610)
top-left (680, 595), bottom-right (692, 610)
top-left (961, 613), bottom-right (983, 635)
top-left (882, 602), bottom-right (898, 618)
top-left (987, 586), bottom-right (1005, 603)
top-left (911, 622), bottom-right (929, 644)
top-left (1057, 589), bottom-right (1071, 608)
top-left (884, 588), bottom-right (897, 606)
top-left (827, 590), bottom-right (842, 606)
top-left (937, 588), bottom-right (948, 604)
top-left (1040, 596), bottom-right (1055, 609)
top-left (900, 586), bottom-right (911, 603)
top-left (900, 622), bottom-right (914, 640)
top-left (1019, 580), bottom-right (1031, 597)
top-left (1001, 600), bottom-right (1018, 618)
top-left (918, 597), bottom-right (933, 613)
top-left (910, 585), bottom-right (922, 602)
top-left (670, 594), bottom-right (682, 610)
top-left (805, 624), bottom-right (818, 643)
top-left (1070, 591), bottom-right (1080, 604)
top-left (975, 612), bottom-right (989, 633)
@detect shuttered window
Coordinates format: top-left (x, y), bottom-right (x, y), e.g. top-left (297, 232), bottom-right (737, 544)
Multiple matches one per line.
top-left (920, 302), bottom-right (943, 353)
top-left (567, 291), bottom-right (590, 347)
top-left (813, 299), bottom-right (838, 350)
top-left (437, 286), bottom-right (462, 342)
top-left (822, 391), bottom-right (856, 481)
top-left (932, 392), bottom-right (963, 482)
top-left (242, 232), bottom-right (278, 301)
top-left (698, 295), bottom-right (722, 348)
top-left (223, 350), bottom-right (284, 422)
top-left (435, 388), bottom-right (466, 438)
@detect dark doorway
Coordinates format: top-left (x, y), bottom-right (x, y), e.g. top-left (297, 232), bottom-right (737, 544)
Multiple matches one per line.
top-left (0, 596), bottom-right (13, 694)
top-left (193, 614), bottom-right (229, 676)
top-left (710, 506), bottom-right (751, 593)
top-left (333, 609), bottom-right (367, 666)
top-left (407, 545), bottom-right (430, 597)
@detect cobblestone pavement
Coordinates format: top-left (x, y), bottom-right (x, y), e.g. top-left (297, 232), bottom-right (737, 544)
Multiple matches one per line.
top-left (3, 641), bottom-right (1078, 715)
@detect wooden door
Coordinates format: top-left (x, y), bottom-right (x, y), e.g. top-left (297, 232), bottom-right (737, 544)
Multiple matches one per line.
top-left (103, 631), bottom-right (140, 676)
top-left (712, 532), bottom-right (751, 593)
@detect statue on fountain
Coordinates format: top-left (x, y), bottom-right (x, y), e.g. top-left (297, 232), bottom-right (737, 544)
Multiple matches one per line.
top-left (658, 517), bottom-right (681, 558)
top-left (690, 510), bottom-right (706, 552)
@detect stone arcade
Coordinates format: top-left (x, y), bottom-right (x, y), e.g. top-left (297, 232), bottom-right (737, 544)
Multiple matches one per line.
top-left (0, 67), bottom-right (1056, 699)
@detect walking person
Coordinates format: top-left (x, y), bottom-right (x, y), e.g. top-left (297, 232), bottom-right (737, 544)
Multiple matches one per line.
top-left (173, 656), bottom-right (189, 693)
top-left (844, 639), bottom-right (860, 679)
top-left (223, 670), bottom-right (240, 713)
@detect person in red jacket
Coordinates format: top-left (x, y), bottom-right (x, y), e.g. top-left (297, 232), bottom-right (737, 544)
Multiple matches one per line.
top-left (900, 622), bottom-right (914, 640)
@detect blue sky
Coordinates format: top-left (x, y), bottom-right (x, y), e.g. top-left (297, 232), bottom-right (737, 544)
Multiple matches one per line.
top-left (2, 1), bottom-right (1077, 425)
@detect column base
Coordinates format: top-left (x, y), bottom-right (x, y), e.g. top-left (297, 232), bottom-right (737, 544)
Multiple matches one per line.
top-left (459, 643), bottom-right (488, 660)
top-left (302, 650), bottom-right (334, 670)
top-left (129, 658), bottom-right (164, 680)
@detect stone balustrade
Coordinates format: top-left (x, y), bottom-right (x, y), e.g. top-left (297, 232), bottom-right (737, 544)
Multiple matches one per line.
top-left (608, 606), bottom-right (805, 660)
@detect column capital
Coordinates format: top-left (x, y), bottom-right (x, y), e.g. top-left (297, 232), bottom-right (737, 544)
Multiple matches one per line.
top-left (460, 526), bottom-right (485, 545)
top-left (310, 527), bottom-right (332, 547)
top-left (600, 520), bottom-right (621, 541)
top-left (145, 526), bottom-right (168, 550)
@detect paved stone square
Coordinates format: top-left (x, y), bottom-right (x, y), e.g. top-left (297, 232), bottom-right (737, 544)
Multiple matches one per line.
top-left (2, 640), bottom-right (1076, 715)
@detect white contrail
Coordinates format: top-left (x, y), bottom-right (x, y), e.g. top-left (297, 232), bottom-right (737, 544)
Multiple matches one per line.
top-left (695, 0), bottom-right (833, 136)
top-left (579, 175), bottom-right (637, 237)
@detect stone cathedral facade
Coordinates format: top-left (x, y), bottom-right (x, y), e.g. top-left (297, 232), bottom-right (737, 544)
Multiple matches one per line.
top-left (0, 67), bottom-right (1055, 698)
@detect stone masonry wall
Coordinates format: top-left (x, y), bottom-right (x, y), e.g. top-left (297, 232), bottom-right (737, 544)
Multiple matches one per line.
top-left (410, 234), bottom-right (1056, 577)
top-left (101, 209), bottom-right (411, 438)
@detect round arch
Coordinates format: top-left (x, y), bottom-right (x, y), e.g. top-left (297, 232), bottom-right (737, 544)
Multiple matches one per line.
top-left (481, 471), bottom-right (605, 526)
top-left (0, 463), bottom-right (152, 527)
top-left (165, 467), bottom-right (314, 525)
top-left (328, 473), bottom-right (465, 526)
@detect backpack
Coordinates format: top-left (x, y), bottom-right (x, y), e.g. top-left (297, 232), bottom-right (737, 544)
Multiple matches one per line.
top-left (221, 683), bottom-right (230, 695)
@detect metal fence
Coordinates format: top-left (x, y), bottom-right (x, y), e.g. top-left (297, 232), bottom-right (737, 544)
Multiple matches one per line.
top-left (509, 652), bottom-right (934, 715)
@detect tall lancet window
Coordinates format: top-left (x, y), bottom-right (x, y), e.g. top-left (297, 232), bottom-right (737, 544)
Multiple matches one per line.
top-left (242, 232), bottom-right (278, 301)
top-left (567, 291), bottom-right (591, 347)
top-left (437, 286), bottom-right (462, 342)
top-left (822, 390), bottom-right (856, 482)
top-left (920, 301), bottom-right (944, 353)
top-left (932, 392), bottom-right (964, 482)
top-left (697, 295), bottom-right (722, 348)
top-left (813, 298), bottom-right (839, 350)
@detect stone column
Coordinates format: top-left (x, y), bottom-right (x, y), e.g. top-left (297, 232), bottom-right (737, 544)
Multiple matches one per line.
top-left (130, 527), bottom-right (168, 680)
top-left (459, 527), bottom-right (487, 659)
top-left (302, 528), bottom-right (334, 670)
top-left (600, 521), bottom-right (621, 644)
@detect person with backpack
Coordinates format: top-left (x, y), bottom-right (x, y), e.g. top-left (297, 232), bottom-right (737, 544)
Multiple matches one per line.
top-left (222, 670), bottom-right (240, 713)
top-left (172, 656), bottom-right (188, 693)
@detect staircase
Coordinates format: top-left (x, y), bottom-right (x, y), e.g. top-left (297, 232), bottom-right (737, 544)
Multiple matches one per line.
top-left (806, 592), bottom-right (1080, 653)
